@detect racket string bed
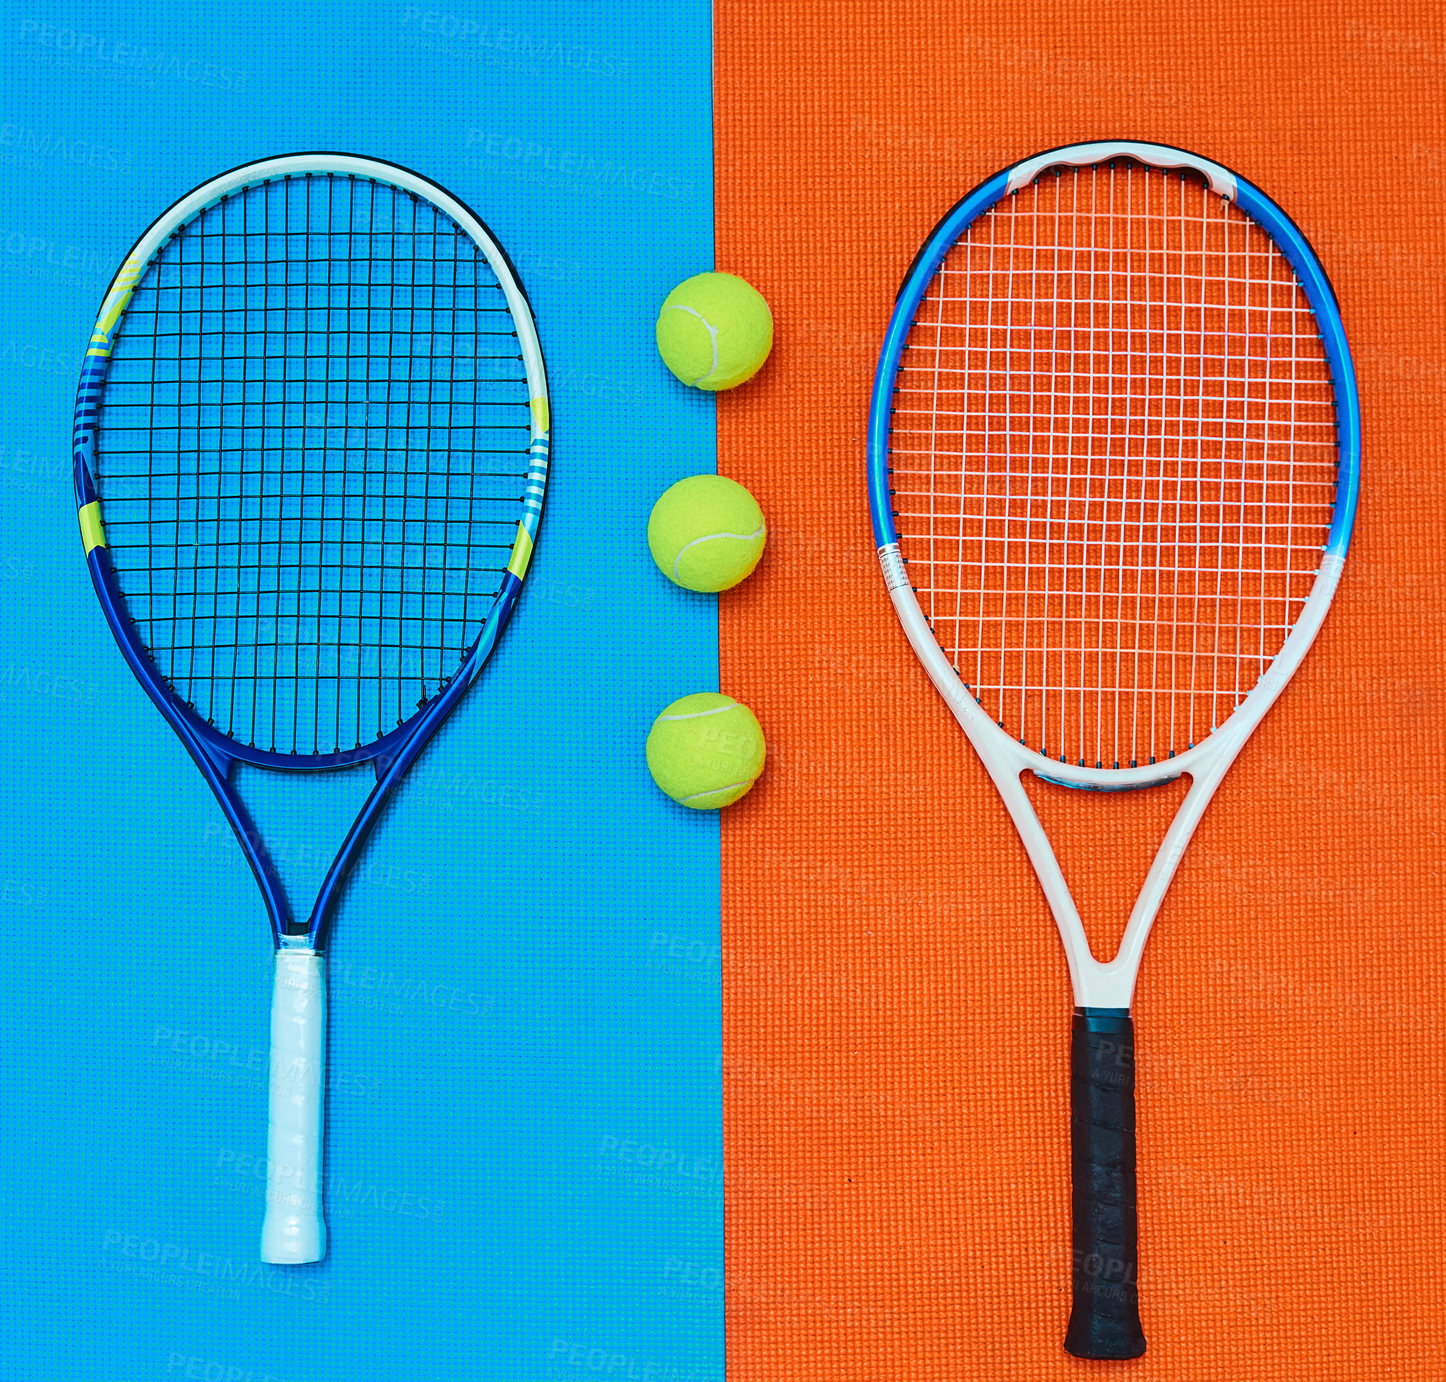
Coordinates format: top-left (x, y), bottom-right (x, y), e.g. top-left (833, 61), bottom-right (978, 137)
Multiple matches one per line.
top-left (888, 162), bottom-right (1338, 770)
top-left (93, 171), bottom-right (533, 757)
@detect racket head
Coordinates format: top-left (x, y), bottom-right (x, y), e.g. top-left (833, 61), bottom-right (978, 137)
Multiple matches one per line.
top-left (73, 153), bottom-right (550, 774)
top-left (868, 141), bottom-right (1359, 790)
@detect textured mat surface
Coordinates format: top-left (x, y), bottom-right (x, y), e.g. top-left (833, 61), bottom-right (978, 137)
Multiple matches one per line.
top-left (0, 4), bottom-right (722, 1379)
top-left (716, 2), bottom-right (1443, 1375)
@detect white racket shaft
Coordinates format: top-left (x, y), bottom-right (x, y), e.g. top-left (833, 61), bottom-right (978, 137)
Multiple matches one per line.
top-left (261, 948), bottom-right (326, 1264)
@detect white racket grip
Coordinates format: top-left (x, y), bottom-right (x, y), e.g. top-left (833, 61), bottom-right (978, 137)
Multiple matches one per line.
top-left (260, 948), bottom-right (327, 1264)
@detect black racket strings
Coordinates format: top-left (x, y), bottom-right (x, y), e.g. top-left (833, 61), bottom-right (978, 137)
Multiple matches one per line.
top-left (94, 172), bottom-right (535, 757)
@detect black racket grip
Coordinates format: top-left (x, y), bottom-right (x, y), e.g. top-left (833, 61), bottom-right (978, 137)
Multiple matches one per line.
top-left (1065, 1009), bottom-right (1146, 1359)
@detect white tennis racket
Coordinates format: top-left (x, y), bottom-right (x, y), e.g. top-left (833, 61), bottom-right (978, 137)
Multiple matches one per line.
top-left (867, 142), bottom-right (1360, 1357)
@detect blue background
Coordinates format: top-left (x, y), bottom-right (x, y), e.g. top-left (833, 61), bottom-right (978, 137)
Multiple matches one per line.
top-left (0, 3), bottom-right (723, 1379)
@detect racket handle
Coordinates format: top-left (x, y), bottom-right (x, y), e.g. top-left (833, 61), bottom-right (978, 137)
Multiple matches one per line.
top-left (1065, 1009), bottom-right (1145, 1359)
top-left (260, 948), bottom-right (327, 1264)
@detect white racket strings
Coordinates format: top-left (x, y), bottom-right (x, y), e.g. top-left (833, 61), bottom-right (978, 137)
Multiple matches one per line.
top-left (889, 163), bottom-right (1338, 769)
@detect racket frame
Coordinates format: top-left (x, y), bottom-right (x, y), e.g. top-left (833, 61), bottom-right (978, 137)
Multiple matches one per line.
top-left (868, 141), bottom-right (1359, 1357)
top-left (73, 154), bottom-right (550, 1264)
top-left (73, 152), bottom-right (552, 953)
top-left (867, 140), bottom-right (1360, 1009)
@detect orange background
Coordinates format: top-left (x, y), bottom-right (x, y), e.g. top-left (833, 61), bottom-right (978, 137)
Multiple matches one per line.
top-left (715, 1), bottom-right (1444, 1376)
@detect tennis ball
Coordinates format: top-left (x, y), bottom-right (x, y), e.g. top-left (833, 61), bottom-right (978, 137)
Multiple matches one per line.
top-left (655, 271), bottom-right (773, 390)
top-left (646, 693), bottom-right (766, 810)
top-left (648, 474), bottom-right (766, 592)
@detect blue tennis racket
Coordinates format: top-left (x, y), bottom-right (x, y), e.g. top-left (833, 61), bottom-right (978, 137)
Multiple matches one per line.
top-left (73, 154), bottom-right (550, 1264)
top-left (868, 142), bottom-right (1360, 1356)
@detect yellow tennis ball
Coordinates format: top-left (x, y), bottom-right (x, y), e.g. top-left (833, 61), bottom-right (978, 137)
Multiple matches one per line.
top-left (655, 271), bottom-right (773, 391)
top-left (647, 474), bottom-right (766, 592)
top-left (646, 693), bottom-right (766, 809)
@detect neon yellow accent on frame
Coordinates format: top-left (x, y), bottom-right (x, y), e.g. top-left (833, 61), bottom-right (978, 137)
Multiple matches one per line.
top-left (507, 525), bottom-right (534, 579)
top-left (79, 501), bottom-right (106, 553)
top-left (88, 255), bottom-right (144, 357)
top-left (530, 396), bottom-right (550, 434)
